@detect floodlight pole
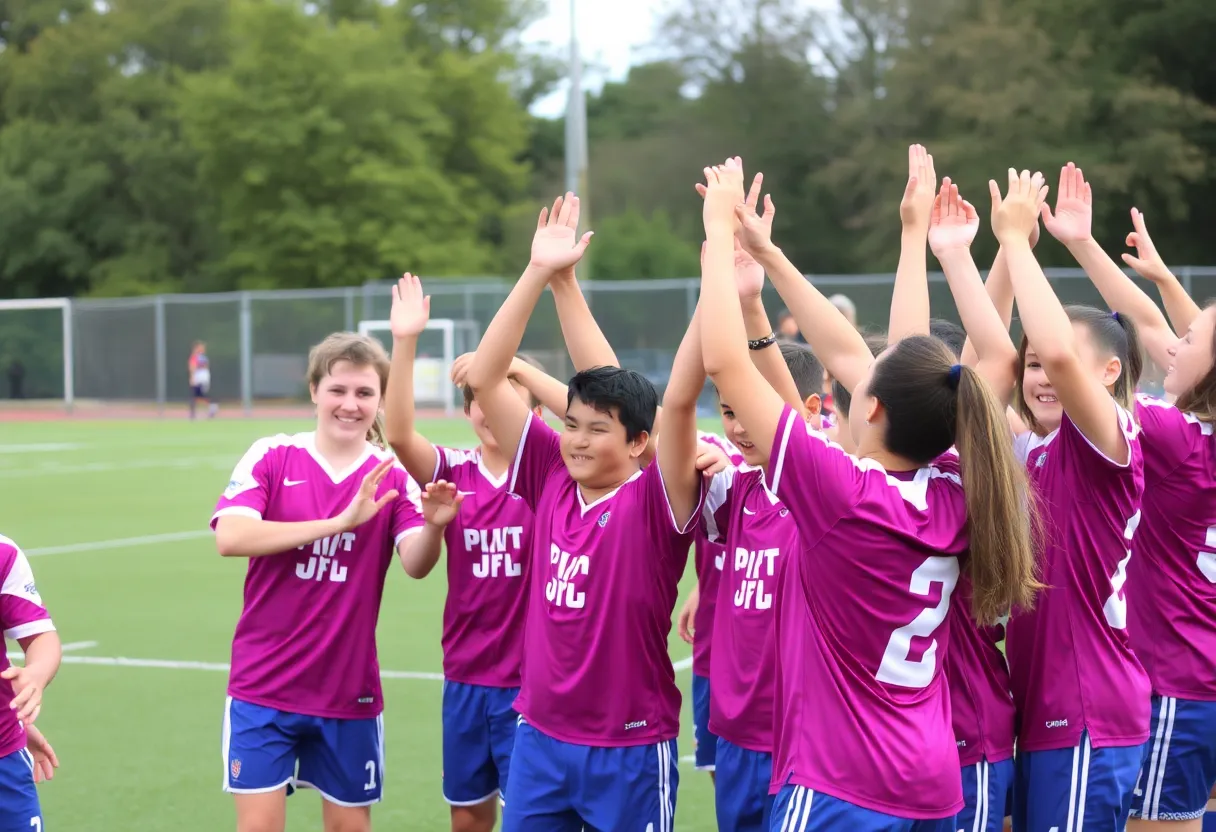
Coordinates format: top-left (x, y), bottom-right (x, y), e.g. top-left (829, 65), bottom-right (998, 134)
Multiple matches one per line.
top-left (564, 0), bottom-right (591, 279)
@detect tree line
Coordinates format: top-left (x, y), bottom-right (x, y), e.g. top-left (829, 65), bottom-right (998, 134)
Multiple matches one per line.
top-left (0, 0), bottom-right (1212, 300)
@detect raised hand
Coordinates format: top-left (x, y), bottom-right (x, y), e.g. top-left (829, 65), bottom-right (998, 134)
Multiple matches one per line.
top-left (990, 169), bottom-right (1049, 244)
top-left (695, 439), bottom-right (733, 476)
top-left (530, 193), bottom-right (594, 274)
top-left (390, 273), bottom-right (430, 340)
top-left (449, 352), bottom-right (474, 388)
top-left (24, 723), bottom-right (58, 783)
top-left (733, 238), bottom-right (765, 299)
top-left (1040, 162), bottom-right (1093, 244)
top-left (899, 144), bottom-right (937, 230)
top-left (702, 157), bottom-right (746, 236)
top-left (927, 178), bottom-right (980, 255)
top-left (421, 479), bottom-right (464, 527)
top-left (1122, 208), bottom-right (1172, 283)
top-left (337, 458), bottom-right (399, 531)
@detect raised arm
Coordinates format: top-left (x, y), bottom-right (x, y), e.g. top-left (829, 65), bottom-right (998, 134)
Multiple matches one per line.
top-left (450, 352), bottom-right (569, 420)
top-left (397, 480), bottom-right (464, 580)
top-left (550, 271), bottom-right (618, 371)
top-left (737, 197), bottom-right (873, 397)
top-left (995, 168), bottom-right (1129, 461)
top-left (466, 194), bottom-right (592, 460)
top-left (929, 181), bottom-right (1019, 403)
top-left (888, 144), bottom-right (936, 342)
top-left (658, 305), bottom-right (707, 528)
top-left (383, 274), bottom-right (441, 486)
top-left (700, 158), bottom-right (787, 461)
top-left (1122, 207), bottom-right (1201, 338)
top-left (1040, 165), bottom-right (1177, 370)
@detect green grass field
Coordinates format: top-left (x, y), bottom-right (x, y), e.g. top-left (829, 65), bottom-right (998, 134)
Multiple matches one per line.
top-left (1, 417), bottom-right (722, 830)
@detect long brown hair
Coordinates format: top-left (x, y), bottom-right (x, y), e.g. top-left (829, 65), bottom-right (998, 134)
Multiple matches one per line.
top-left (870, 336), bottom-right (1042, 624)
top-left (306, 332), bottom-right (391, 448)
top-left (1172, 302), bottom-right (1216, 423)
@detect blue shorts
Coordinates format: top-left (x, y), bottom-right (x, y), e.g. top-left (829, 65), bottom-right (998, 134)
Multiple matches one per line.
top-left (442, 681), bottom-right (519, 806)
top-left (222, 696), bottom-right (385, 807)
top-left (1206, 808), bottom-right (1216, 832)
top-left (959, 758), bottom-right (1014, 832)
top-left (0, 747), bottom-right (41, 832)
top-left (771, 784), bottom-right (955, 832)
top-left (501, 720), bottom-right (678, 831)
top-left (715, 737), bottom-right (772, 831)
top-left (692, 673), bottom-right (717, 771)
top-left (1011, 731), bottom-right (1146, 832)
top-left (1130, 695), bottom-right (1216, 822)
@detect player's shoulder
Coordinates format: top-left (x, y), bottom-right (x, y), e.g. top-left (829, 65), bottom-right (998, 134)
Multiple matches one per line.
top-left (239, 432), bottom-right (310, 461)
top-left (436, 444), bottom-right (482, 471)
top-left (0, 533), bottom-right (22, 564)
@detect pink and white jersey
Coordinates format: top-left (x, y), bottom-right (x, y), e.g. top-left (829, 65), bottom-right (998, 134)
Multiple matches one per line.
top-left (692, 431), bottom-right (744, 677)
top-left (946, 583), bottom-right (1014, 767)
top-left (508, 413), bottom-right (703, 746)
top-left (704, 465), bottom-right (799, 753)
top-left (766, 404), bottom-right (967, 819)
top-left (1006, 405), bottom-right (1150, 752)
top-left (0, 536), bottom-right (55, 759)
top-left (211, 433), bottom-right (425, 719)
top-left (1127, 396), bottom-right (1216, 700)
top-left (432, 445), bottom-right (533, 688)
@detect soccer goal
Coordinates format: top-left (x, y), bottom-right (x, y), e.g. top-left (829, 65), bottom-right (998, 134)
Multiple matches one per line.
top-left (357, 318), bottom-right (480, 417)
top-left (0, 298), bottom-right (74, 411)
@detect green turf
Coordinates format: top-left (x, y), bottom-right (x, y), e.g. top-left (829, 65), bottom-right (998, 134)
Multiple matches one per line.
top-left (2, 418), bottom-right (724, 830)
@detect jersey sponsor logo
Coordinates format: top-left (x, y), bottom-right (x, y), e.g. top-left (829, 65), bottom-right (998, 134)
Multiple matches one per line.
top-left (466, 526), bottom-right (525, 579)
top-left (296, 533), bottom-right (355, 582)
top-left (223, 480), bottom-right (244, 499)
top-left (1045, 719), bottom-right (1069, 729)
top-left (733, 547), bottom-right (778, 610)
top-left (283, 478), bottom-right (306, 487)
top-left (357, 696), bottom-right (374, 704)
top-left (546, 543), bottom-right (589, 608)
top-left (597, 511), bottom-right (611, 528)
top-left (624, 720), bottom-right (647, 731)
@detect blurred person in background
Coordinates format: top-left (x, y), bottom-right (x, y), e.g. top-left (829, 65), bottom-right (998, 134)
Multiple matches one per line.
top-left (190, 341), bottom-right (218, 419)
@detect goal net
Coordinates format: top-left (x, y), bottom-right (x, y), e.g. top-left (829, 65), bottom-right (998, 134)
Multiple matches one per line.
top-left (0, 298), bottom-right (73, 411)
top-left (357, 318), bottom-right (480, 416)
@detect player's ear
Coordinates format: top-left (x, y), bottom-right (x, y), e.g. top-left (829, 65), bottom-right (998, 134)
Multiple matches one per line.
top-left (628, 429), bottom-right (650, 459)
top-left (802, 393), bottom-right (823, 431)
top-left (309, 383), bottom-right (320, 406)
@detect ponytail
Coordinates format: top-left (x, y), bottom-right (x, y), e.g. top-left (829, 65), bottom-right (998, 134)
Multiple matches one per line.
top-left (954, 365), bottom-right (1043, 624)
top-left (367, 411), bottom-right (388, 449)
top-left (1110, 311), bottom-right (1143, 412)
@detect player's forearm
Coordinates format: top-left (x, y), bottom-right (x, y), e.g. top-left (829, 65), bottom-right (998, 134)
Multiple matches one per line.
top-left (550, 273), bottom-right (620, 371)
top-left (467, 266), bottom-right (550, 392)
top-left (754, 245), bottom-right (872, 395)
top-left (659, 308), bottom-right (705, 527)
top-left (384, 336), bottom-right (437, 484)
top-left (938, 248), bottom-right (1018, 378)
top-left (962, 248), bottom-right (1016, 367)
top-left (888, 226), bottom-right (931, 342)
top-left (509, 362), bottom-right (571, 419)
top-left (1154, 275), bottom-right (1202, 337)
top-left (398, 525), bottom-right (444, 580)
top-left (215, 515), bottom-right (346, 558)
top-left (18, 631), bottom-right (61, 690)
top-left (741, 296), bottom-right (804, 412)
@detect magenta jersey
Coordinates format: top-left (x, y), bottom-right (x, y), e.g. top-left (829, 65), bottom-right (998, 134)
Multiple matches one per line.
top-left (1006, 405), bottom-right (1150, 752)
top-left (946, 582), bottom-right (1014, 767)
top-left (704, 465), bottom-right (799, 753)
top-left (508, 413), bottom-right (704, 746)
top-left (211, 433), bottom-right (425, 719)
top-left (432, 445), bottom-right (533, 688)
top-left (1127, 396), bottom-right (1216, 700)
top-left (766, 404), bottom-right (968, 819)
top-left (0, 536), bottom-right (54, 759)
top-left (692, 431), bottom-right (744, 676)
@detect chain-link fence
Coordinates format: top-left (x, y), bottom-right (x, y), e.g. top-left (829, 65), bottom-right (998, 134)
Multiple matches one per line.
top-left (4, 266), bottom-right (1213, 412)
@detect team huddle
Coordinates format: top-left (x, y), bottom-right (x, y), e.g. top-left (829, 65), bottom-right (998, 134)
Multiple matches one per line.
top-left (2, 146), bottom-right (1216, 832)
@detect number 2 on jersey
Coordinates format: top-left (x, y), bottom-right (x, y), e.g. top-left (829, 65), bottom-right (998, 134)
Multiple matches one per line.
top-left (876, 556), bottom-right (960, 689)
top-left (1103, 510), bottom-right (1140, 629)
top-left (1198, 524), bottom-right (1216, 584)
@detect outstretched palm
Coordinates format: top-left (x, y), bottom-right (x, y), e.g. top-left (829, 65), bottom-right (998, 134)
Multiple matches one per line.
top-left (390, 273), bottom-right (429, 340)
top-left (421, 480), bottom-right (464, 527)
top-left (1041, 162), bottom-right (1092, 244)
top-left (339, 458), bottom-right (398, 531)
top-left (530, 192), bottom-right (594, 273)
top-left (733, 240), bottom-right (765, 299)
top-left (928, 180), bottom-right (979, 255)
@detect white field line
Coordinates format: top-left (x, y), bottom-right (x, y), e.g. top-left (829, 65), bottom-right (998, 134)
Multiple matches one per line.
top-left (25, 530), bottom-right (213, 557)
top-left (0, 443), bottom-right (84, 453)
top-left (4, 640), bottom-right (98, 660)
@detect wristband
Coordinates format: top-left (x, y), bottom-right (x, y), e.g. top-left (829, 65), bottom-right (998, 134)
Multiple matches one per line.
top-left (748, 333), bottom-right (778, 351)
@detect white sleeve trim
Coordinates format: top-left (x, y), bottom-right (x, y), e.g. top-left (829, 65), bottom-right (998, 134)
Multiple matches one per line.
top-left (5, 619), bottom-right (55, 641)
top-left (703, 468), bottom-right (737, 543)
top-left (1071, 401), bottom-right (1137, 468)
top-left (431, 444), bottom-right (444, 484)
top-left (211, 506), bottom-right (263, 528)
top-left (653, 459), bottom-right (704, 535)
top-left (394, 526), bottom-right (424, 548)
top-left (507, 413), bottom-right (533, 495)
top-left (768, 409), bottom-right (800, 496)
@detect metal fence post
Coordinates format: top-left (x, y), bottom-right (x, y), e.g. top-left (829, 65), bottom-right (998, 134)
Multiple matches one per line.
top-left (62, 300), bottom-right (74, 413)
top-left (240, 292), bottom-right (253, 415)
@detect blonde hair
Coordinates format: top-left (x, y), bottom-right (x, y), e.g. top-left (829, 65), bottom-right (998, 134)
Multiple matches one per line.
top-left (306, 332), bottom-right (391, 448)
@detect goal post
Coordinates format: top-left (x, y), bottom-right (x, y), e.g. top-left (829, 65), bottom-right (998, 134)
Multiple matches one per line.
top-left (0, 297), bottom-right (73, 412)
top-left (357, 318), bottom-right (480, 417)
